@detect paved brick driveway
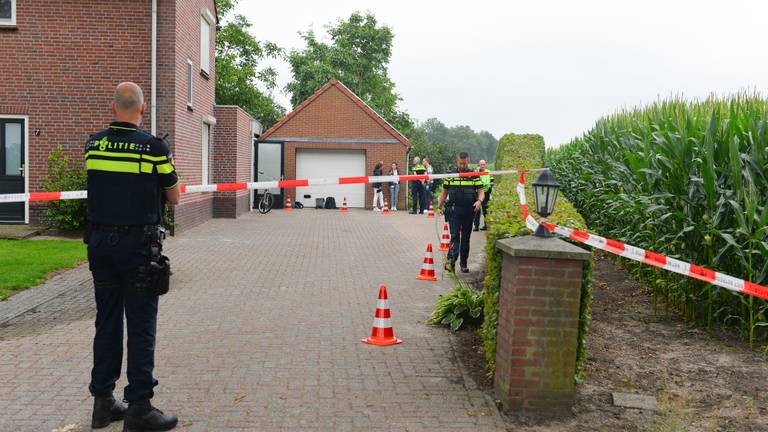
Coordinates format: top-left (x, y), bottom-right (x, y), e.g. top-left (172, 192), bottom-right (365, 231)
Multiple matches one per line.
top-left (0, 209), bottom-right (501, 431)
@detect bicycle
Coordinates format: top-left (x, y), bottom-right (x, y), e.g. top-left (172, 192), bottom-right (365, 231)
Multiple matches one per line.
top-left (256, 171), bottom-right (275, 214)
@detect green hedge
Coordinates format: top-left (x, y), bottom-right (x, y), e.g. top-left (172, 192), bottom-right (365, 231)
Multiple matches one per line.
top-left (482, 133), bottom-right (593, 382)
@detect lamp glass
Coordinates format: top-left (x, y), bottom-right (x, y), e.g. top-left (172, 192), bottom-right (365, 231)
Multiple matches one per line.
top-left (532, 169), bottom-right (560, 218)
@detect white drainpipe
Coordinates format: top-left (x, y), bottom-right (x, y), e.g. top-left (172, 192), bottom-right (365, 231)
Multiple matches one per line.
top-left (151, 0), bottom-right (157, 135)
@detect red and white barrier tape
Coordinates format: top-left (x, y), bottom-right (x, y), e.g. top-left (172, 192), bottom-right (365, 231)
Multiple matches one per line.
top-left (516, 172), bottom-right (768, 301)
top-left (0, 169), bottom-right (530, 203)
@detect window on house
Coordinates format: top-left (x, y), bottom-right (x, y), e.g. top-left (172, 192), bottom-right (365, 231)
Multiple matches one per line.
top-left (186, 59), bottom-right (193, 109)
top-left (202, 123), bottom-right (210, 184)
top-left (200, 9), bottom-right (214, 76)
top-left (0, 0), bottom-right (15, 26)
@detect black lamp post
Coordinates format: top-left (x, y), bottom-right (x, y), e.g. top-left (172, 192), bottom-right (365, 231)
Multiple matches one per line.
top-left (532, 169), bottom-right (560, 238)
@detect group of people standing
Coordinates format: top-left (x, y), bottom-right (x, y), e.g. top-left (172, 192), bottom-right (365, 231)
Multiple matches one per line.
top-left (371, 160), bottom-right (405, 211)
top-left (370, 156), bottom-right (435, 212)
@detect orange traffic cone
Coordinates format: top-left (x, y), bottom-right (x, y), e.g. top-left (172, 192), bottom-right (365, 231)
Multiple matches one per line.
top-left (340, 197), bottom-right (349, 213)
top-left (382, 199), bottom-right (390, 215)
top-left (362, 284), bottom-right (402, 346)
top-left (284, 194), bottom-right (293, 211)
top-left (417, 243), bottom-right (438, 281)
top-left (426, 201), bottom-right (435, 218)
top-left (439, 223), bottom-right (450, 252)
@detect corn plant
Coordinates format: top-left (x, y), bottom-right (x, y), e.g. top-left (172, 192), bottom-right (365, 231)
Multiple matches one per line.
top-left (548, 93), bottom-right (768, 349)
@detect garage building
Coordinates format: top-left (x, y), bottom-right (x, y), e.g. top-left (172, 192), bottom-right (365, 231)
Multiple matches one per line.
top-left (257, 79), bottom-right (411, 209)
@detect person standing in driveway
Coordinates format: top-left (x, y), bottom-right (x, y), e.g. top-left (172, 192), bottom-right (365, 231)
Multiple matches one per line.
top-left (410, 157), bottom-right (426, 214)
top-left (387, 161), bottom-right (401, 211)
top-left (372, 160), bottom-right (384, 211)
top-left (85, 82), bottom-right (179, 431)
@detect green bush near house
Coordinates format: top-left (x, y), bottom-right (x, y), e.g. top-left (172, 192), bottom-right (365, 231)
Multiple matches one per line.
top-left (43, 146), bottom-right (87, 231)
top-left (480, 133), bottom-right (593, 382)
top-left (0, 240), bottom-right (87, 300)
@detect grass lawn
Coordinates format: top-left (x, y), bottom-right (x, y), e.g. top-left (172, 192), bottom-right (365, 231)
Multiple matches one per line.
top-left (0, 239), bottom-right (87, 300)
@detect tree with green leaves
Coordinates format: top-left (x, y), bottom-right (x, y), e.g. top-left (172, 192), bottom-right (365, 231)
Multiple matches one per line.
top-left (418, 118), bottom-right (498, 163)
top-left (215, 0), bottom-right (285, 128)
top-left (286, 11), bottom-right (414, 135)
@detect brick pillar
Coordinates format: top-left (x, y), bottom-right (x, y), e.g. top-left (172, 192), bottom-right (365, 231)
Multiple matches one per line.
top-left (494, 235), bottom-right (590, 414)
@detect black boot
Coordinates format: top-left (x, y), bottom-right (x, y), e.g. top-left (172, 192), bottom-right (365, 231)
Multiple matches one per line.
top-left (123, 400), bottom-right (178, 432)
top-left (92, 395), bottom-right (128, 428)
top-left (460, 261), bottom-right (469, 273)
top-left (473, 225), bottom-right (479, 232)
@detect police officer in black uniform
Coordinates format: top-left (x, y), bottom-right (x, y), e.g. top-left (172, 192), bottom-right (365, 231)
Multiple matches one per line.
top-left (437, 152), bottom-right (485, 273)
top-left (85, 82), bottom-right (179, 431)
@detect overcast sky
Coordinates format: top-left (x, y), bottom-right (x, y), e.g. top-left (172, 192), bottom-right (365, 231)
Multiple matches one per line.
top-left (237, 0), bottom-right (768, 147)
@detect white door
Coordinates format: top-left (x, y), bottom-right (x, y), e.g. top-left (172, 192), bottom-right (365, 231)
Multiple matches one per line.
top-left (295, 149), bottom-right (366, 208)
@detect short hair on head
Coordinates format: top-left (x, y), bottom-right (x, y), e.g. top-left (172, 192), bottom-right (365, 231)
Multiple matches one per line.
top-left (413, 156), bottom-right (421, 163)
top-left (458, 151), bottom-right (469, 160)
top-left (114, 82), bottom-right (144, 112)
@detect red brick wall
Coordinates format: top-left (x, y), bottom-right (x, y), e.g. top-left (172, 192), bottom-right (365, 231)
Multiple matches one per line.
top-left (0, 0), bottom-right (219, 229)
top-left (283, 142), bottom-right (407, 209)
top-left (171, 0), bottom-right (217, 231)
top-left (266, 84), bottom-right (408, 208)
top-left (212, 105), bottom-right (253, 218)
top-left (494, 254), bottom-right (583, 413)
top-left (0, 0), bottom-right (153, 222)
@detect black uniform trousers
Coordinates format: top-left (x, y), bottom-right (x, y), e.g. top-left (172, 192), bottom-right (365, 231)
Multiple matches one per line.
top-left (87, 226), bottom-right (159, 403)
top-left (448, 205), bottom-right (475, 265)
top-left (473, 189), bottom-right (491, 228)
top-left (411, 181), bottom-right (425, 213)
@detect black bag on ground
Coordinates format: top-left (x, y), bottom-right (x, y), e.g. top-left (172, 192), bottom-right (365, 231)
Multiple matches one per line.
top-left (324, 197), bottom-right (337, 209)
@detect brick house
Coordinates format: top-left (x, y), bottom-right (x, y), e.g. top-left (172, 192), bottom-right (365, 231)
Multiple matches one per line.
top-left (0, 0), bottom-right (256, 229)
top-left (258, 79), bottom-right (411, 209)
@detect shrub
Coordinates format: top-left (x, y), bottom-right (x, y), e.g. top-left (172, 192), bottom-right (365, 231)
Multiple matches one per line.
top-left (428, 285), bottom-right (483, 331)
top-left (43, 146), bottom-right (87, 231)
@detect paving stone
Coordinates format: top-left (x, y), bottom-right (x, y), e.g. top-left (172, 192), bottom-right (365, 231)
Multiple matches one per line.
top-left (612, 392), bottom-right (658, 411)
top-left (0, 209), bottom-right (502, 431)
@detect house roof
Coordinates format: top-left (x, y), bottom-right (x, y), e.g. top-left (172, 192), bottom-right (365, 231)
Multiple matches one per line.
top-left (260, 79), bottom-right (411, 149)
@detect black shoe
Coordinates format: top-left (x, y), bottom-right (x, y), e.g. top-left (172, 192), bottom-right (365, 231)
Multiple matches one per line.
top-left (92, 395), bottom-right (128, 429)
top-left (480, 225), bottom-right (488, 231)
top-left (460, 262), bottom-right (469, 273)
top-left (123, 400), bottom-right (178, 432)
top-left (409, 211), bottom-right (416, 214)
top-left (473, 226), bottom-right (479, 232)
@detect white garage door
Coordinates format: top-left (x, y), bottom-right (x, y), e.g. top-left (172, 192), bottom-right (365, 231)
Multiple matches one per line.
top-left (295, 149), bottom-right (366, 208)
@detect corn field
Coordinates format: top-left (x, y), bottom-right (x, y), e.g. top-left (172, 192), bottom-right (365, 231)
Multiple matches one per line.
top-left (547, 93), bottom-right (768, 350)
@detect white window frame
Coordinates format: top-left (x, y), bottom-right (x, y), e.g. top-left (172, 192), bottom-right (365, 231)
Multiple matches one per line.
top-left (201, 122), bottom-right (210, 185)
top-left (200, 9), bottom-right (215, 76)
top-left (0, 0), bottom-right (16, 26)
top-left (186, 59), bottom-right (193, 109)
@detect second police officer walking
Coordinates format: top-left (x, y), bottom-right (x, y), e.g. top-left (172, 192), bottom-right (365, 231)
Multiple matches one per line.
top-left (84, 82), bottom-right (180, 431)
top-left (438, 152), bottom-right (485, 273)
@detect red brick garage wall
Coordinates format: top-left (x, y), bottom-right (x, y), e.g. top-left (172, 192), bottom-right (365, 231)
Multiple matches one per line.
top-left (283, 142), bottom-right (407, 209)
top-left (262, 82), bottom-right (409, 209)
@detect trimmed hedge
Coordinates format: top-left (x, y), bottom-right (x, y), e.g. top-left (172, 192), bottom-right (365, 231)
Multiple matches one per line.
top-left (482, 133), bottom-right (593, 382)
